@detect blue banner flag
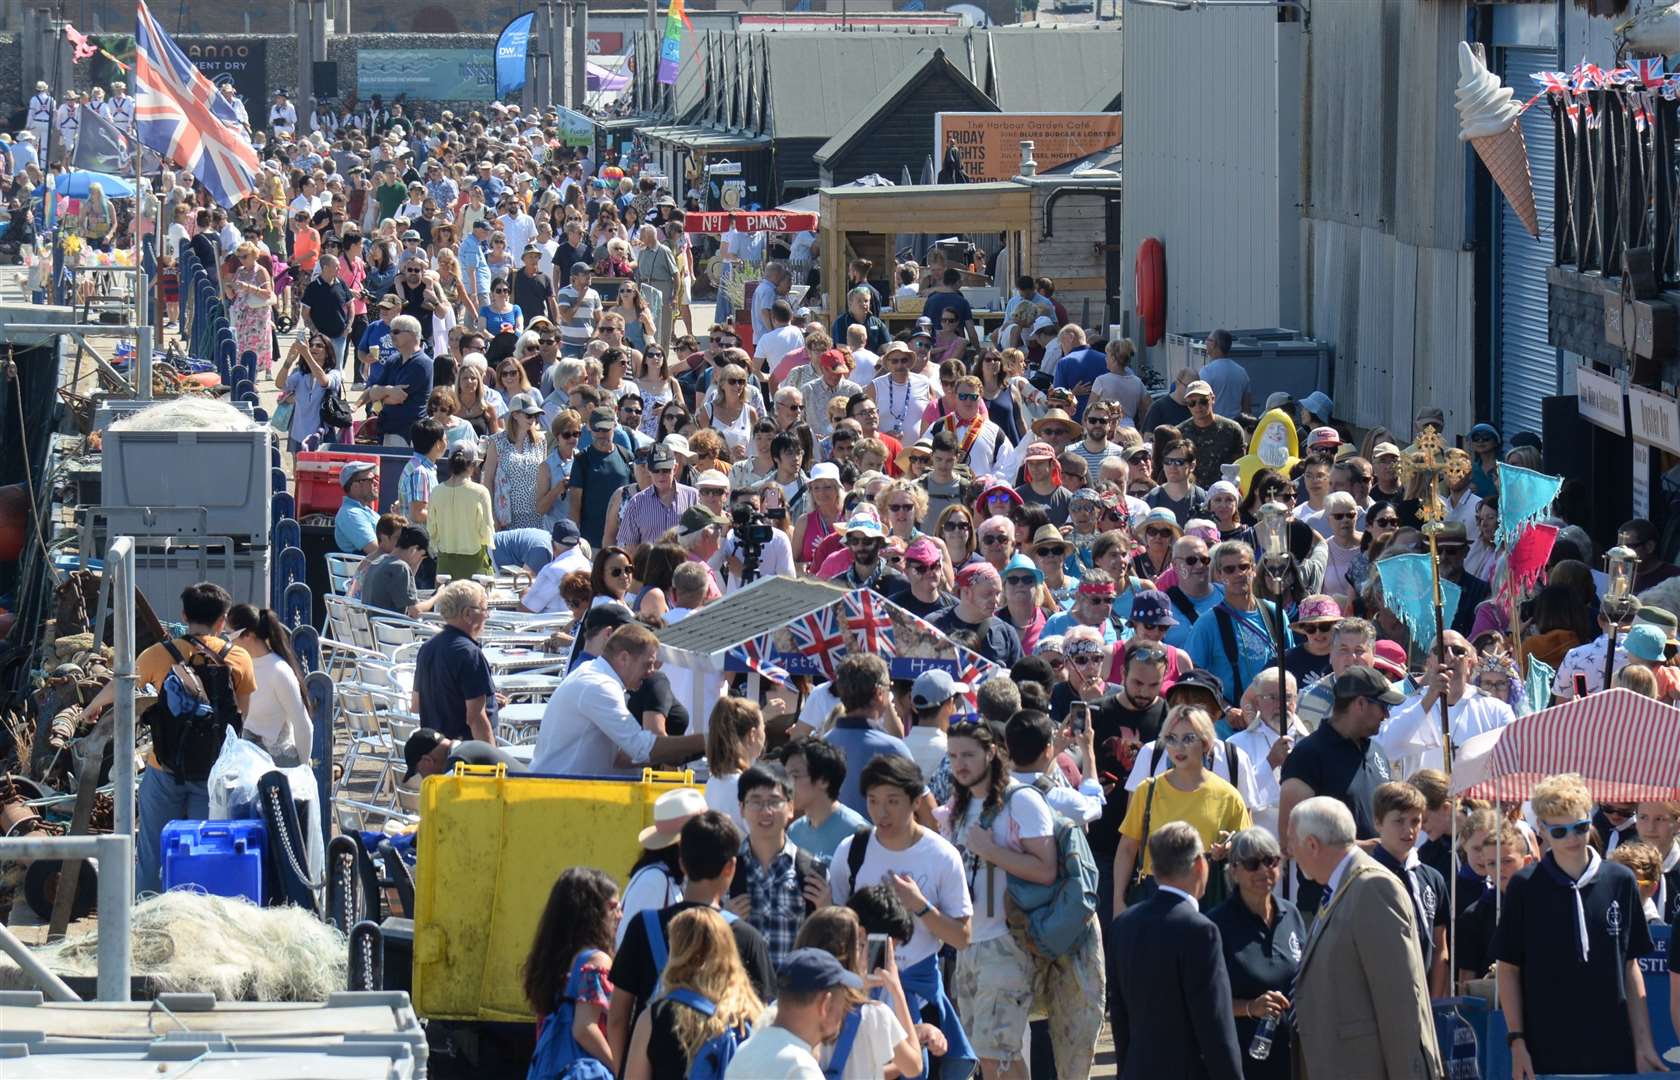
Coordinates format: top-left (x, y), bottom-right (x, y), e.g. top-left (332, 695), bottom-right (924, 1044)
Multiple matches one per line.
top-left (495, 12), bottom-right (536, 100)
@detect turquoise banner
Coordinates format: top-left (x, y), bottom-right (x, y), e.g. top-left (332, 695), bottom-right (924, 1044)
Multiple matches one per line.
top-left (357, 48), bottom-right (494, 101)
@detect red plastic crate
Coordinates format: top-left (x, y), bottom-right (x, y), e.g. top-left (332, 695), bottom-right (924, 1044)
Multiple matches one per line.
top-left (296, 451), bottom-right (383, 517)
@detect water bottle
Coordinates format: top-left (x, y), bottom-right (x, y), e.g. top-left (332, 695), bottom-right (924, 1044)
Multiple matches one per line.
top-left (1248, 1015), bottom-right (1278, 1060)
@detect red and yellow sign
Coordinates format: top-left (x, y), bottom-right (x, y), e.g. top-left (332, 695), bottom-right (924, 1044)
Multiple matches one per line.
top-left (935, 112), bottom-right (1123, 183)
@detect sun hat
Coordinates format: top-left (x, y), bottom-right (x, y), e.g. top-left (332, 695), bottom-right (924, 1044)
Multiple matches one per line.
top-left (339, 460), bottom-right (377, 490)
top-left (1301, 390), bottom-right (1334, 420)
top-left (1003, 552), bottom-right (1044, 585)
top-left (1138, 507), bottom-right (1181, 534)
top-left (1022, 441), bottom-right (1058, 463)
top-left (1625, 624), bottom-right (1667, 663)
top-left (695, 469), bottom-right (731, 491)
top-left (1032, 409), bottom-right (1080, 438)
top-left (809, 462), bottom-right (842, 485)
top-left (843, 511), bottom-right (885, 538)
top-left (637, 787), bottom-right (709, 850)
top-left (1031, 524), bottom-right (1068, 552)
top-left (678, 504), bottom-right (727, 539)
top-left (1127, 589), bottom-right (1179, 628)
top-left (1291, 594), bottom-right (1343, 629)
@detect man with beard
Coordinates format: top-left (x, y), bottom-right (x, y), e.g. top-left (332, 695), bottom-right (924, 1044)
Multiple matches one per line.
top-left (835, 512), bottom-right (907, 594)
top-left (1092, 644), bottom-right (1170, 934)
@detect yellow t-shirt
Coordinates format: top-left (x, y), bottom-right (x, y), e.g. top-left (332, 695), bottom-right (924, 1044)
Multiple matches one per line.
top-left (1119, 771), bottom-right (1252, 877)
top-left (428, 480), bottom-right (495, 555)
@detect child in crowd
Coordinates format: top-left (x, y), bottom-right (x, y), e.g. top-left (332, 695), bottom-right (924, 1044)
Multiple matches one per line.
top-left (522, 867), bottom-right (622, 1078)
top-left (1633, 799), bottom-right (1680, 923)
top-left (1609, 840), bottom-right (1667, 926)
top-left (1369, 782), bottom-right (1450, 997)
top-left (703, 697), bottom-right (765, 829)
top-left (1455, 817), bottom-right (1533, 988)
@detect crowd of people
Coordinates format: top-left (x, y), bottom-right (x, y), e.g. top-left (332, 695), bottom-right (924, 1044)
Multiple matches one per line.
top-left (46, 81), bottom-right (1680, 1079)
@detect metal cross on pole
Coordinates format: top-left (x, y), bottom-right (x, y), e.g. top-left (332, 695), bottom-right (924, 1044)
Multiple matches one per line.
top-left (1396, 428), bottom-right (1471, 772)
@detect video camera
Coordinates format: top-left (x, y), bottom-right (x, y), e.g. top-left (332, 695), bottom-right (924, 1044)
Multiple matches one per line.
top-left (731, 505), bottom-right (775, 547)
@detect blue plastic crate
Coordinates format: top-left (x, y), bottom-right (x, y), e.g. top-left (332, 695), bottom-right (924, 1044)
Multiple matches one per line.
top-left (161, 819), bottom-right (267, 904)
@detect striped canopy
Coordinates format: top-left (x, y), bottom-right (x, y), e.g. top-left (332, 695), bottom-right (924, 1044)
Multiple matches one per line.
top-left (1451, 688), bottom-right (1680, 802)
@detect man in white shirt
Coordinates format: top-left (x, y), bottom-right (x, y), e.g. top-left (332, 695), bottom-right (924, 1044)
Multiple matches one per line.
top-left (754, 299), bottom-right (804, 372)
top-left (904, 670), bottom-right (965, 780)
top-left (1227, 667), bottom-right (1309, 838)
top-left (725, 949), bottom-right (861, 1079)
top-left (105, 81), bottom-right (136, 133)
top-left (529, 624), bottom-right (703, 774)
top-left (499, 199), bottom-right (537, 260)
top-left (520, 520), bottom-right (594, 613)
top-left (269, 90), bottom-right (297, 138)
top-left (845, 323), bottom-right (879, 386)
top-left (751, 262), bottom-right (791, 341)
top-left (1376, 630), bottom-right (1513, 776)
top-left (931, 374), bottom-right (1009, 477)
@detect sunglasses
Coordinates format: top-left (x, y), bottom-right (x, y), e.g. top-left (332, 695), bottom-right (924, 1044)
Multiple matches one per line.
top-left (608, 566), bottom-right (630, 579)
top-left (1544, 819), bottom-right (1592, 840)
top-left (1444, 644), bottom-right (1470, 658)
top-left (941, 317), bottom-right (957, 324)
top-left (1036, 545), bottom-right (1070, 559)
top-left (1372, 515), bottom-right (1401, 528)
top-left (1301, 623), bottom-right (1335, 635)
top-left (980, 534), bottom-right (1011, 546)
top-left (1164, 458), bottom-right (1189, 467)
top-left (592, 425), bottom-right (615, 434)
top-left (1070, 654), bottom-right (1103, 666)
top-left (558, 430), bottom-right (580, 439)
top-left (1145, 527), bottom-right (1176, 539)
top-left (1238, 855), bottom-right (1283, 872)
top-left (1004, 574), bottom-right (1038, 587)
top-left (1177, 554), bottom-right (1211, 566)
top-left (1221, 564), bottom-right (1255, 575)
top-left (957, 392), bottom-right (980, 402)
top-left (1328, 512), bottom-right (1355, 521)
top-left (943, 521), bottom-right (972, 533)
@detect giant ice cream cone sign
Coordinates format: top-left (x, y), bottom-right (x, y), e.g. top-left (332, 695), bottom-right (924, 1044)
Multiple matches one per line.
top-left (1457, 41), bottom-right (1539, 237)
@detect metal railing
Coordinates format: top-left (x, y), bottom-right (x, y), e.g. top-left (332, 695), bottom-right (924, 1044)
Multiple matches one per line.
top-left (0, 536), bottom-right (137, 1001)
top-left (1552, 89), bottom-right (1680, 285)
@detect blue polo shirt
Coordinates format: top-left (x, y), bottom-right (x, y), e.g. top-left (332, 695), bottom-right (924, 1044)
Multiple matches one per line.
top-left (334, 496), bottom-right (378, 553)
top-left (413, 624), bottom-right (499, 741)
top-left (374, 350), bottom-right (434, 440)
top-left (492, 527), bottom-right (554, 573)
top-left (1052, 347), bottom-right (1108, 419)
top-left (823, 714), bottom-right (914, 817)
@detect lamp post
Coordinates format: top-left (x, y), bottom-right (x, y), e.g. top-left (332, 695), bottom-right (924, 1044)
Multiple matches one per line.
top-left (1602, 545), bottom-right (1641, 690)
top-left (1257, 500), bottom-right (1292, 710)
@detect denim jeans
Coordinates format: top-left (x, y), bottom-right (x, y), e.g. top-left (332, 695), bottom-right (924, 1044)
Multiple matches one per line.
top-left (137, 766), bottom-right (209, 895)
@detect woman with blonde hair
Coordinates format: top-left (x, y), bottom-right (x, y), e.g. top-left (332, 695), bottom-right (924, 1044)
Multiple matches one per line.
top-left (429, 445), bottom-right (496, 580)
top-left (632, 344), bottom-right (681, 437)
top-left (698, 363), bottom-right (760, 461)
top-left (611, 280), bottom-right (659, 352)
top-left (621, 907), bottom-right (763, 1080)
top-left (482, 392), bottom-right (547, 530)
top-left (75, 180), bottom-right (117, 249)
top-left (537, 409), bottom-right (583, 532)
top-left (1113, 703), bottom-right (1251, 915)
top-left (454, 355), bottom-right (503, 437)
top-left (228, 240), bottom-right (276, 375)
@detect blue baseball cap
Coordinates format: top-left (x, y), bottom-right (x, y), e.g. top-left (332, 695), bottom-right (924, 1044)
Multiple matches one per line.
top-left (777, 948), bottom-right (865, 994)
top-left (1127, 589), bottom-right (1179, 628)
top-left (551, 518), bottom-right (581, 547)
top-left (911, 669), bottom-right (970, 710)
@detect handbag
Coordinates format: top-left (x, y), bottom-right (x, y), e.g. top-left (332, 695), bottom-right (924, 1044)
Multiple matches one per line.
top-left (269, 399), bottom-right (295, 434)
top-left (319, 384), bottom-right (354, 429)
top-left (1123, 775), bottom-right (1159, 906)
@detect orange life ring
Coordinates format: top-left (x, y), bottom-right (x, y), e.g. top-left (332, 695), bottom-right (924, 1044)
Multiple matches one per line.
top-left (1135, 237), bottom-right (1166, 347)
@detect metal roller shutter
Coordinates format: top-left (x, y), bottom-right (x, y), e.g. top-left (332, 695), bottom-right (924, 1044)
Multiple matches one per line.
top-left (1496, 47), bottom-right (1560, 439)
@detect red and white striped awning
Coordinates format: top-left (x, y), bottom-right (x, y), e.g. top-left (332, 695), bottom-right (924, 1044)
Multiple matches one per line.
top-left (1451, 688), bottom-right (1680, 802)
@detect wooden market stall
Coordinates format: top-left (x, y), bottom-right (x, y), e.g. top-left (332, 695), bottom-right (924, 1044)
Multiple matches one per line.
top-left (818, 181), bottom-right (1034, 322)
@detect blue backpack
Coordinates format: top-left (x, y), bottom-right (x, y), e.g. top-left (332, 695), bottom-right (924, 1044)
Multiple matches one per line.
top-left (525, 954), bottom-right (614, 1080)
top-left (822, 1006), bottom-right (865, 1080)
top-left (641, 906), bottom-right (738, 973)
top-left (661, 988), bottom-right (751, 1080)
top-left (980, 778), bottom-right (1100, 958)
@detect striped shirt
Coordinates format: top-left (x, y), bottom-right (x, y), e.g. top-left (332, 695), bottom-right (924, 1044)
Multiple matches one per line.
top-left (614, 483), bottom-right (697, 549)
top-left (799, 375), bottom-right (862, 437)
top-left (397, 454), bottom-right (437, 521)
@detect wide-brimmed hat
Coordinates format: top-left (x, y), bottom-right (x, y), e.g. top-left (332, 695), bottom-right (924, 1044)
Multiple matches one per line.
top-left (637, 787), bottom-right (709, 850)
top-left (1032, 409), bottom-right (1080, 437)
top-left (843, 511), bottom-right (885, 538)
top-left (1291, 594), bottom-right (1343, 629)
top-left (1137, 507), bottom-right (1181, 535)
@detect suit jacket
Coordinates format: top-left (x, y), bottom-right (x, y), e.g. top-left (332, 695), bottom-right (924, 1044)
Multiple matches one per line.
top-left (1292, 848), bottom-right (1444, 1080)
top-left (1109, 888), bottom-right (1244, 1080)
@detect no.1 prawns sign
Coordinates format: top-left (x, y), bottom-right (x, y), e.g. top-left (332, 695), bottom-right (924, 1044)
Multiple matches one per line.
top-left (684, 210), bottom-right (819, 234)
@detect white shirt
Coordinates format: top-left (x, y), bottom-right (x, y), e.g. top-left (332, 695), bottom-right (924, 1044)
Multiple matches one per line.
top-left (521, 547), bottom-right (592, 612)
top-left (289, 193), bottom-right (321, 217)
top-left (851, 348), bottom-right (879, 386)
top-left (615, 862), bottom-right (682, 949)
top-left (904, 727), bottom-right (948, 781)
top-left (1552, 635), bottom-right (1629, 700)
top-left (705, 772), bottom-right (745, 830)
top-left (1124, 738), bottom-right (1264, 811)
top-left (873, 373), bottom-right (934, 441)
top-left (828, 827), bottom-right (971, 967)
top-left (244, 651), bottom-right (312, 764)
top-left (1444, 488), bottom-right (1481, 531)
top-left (269, 102), bottom-right (297, 134)
top-left (725, 1024), bottom-right (824, 1079)
top-left (1013, 768), bottom-right (1103, 825)
top-left (501, 212), bottom-right (536, 258)
top-left (1225, 717), bottom-right (1309, 838)
top-left (530, 656), bottom-right (656, 775)
top-left (756, 324), bottom-right (805, 370)
top-left (1375, 685), bottom-right (1515, 776)
top-left (800, 682), bottom-right (842, 734)
top-left (940, 783), bottom-right (1054, 943)
top-left (715, 526), bottom-right (796, 594)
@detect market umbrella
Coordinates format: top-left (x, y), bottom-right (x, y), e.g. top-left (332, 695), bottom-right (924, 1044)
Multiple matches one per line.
top-left (54, 170), bottom-right (134, 199)
top-left (1451, 688), bottom-right (1680, 802)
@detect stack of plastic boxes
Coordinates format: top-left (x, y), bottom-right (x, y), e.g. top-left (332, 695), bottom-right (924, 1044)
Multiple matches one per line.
top-left (97, 425), bottom-right (273, 613)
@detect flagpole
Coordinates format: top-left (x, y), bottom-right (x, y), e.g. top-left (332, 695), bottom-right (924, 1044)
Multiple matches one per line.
top-left (133, 103), bottom-right (152, 400)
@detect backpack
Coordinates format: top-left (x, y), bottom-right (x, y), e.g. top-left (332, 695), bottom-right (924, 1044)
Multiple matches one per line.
top-left (642, 906), bottom-right (739, 974)
top-left (140, 636), bottom-right (243, 781)
top-left (660, 988), bottom-right (750, 1080)
top-left (844, 826), bottom-right (875, 898)
top-left (728, 844), bottom-right (821, 918)
top-left (823, 1007), bottom-right (866, 1080)
top-left (526, 955), bottom-right (614, 1080)
top-left (1165, 586), bottom-right (1202, 626)
top-left (981, 778), bottom-right (1100, 958)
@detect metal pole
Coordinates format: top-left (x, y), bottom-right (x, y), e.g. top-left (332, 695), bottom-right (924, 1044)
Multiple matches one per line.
top-left (110, 536), bottom-right (136, 843)
top-left (1427, 527), bottom-right (1453, 772)
top-left (95, 833), bottom-right (132, 1001)
top-left (133, 131), bottom-right (152, 400)
top-left (571, 0), bottom-right (588, 113)
top-left (557, 0), bottom-right (571, 110)
top-left (0, 923), bottom-right (80, 1000)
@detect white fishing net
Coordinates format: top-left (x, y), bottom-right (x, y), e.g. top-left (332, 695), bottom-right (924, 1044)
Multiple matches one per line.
top-left (0, 891), bottom-right (347, 1000)
top-left (108, 397), bottom-right (261, 432)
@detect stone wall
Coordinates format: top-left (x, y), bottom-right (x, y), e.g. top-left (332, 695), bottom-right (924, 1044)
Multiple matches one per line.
top-left (0, 34), bottom-right (18, 124)
top-left (1548, 265), bottom-right (1623, 369)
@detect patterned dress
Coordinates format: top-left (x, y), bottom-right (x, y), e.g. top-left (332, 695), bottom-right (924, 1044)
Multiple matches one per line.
top-left (232, 264), bottom-right (274, 373)
top-left (490, 431), bottom-right (545, 530)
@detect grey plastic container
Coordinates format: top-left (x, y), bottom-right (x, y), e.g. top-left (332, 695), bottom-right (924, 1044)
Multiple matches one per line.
top-left (102, 429), bottom-right (273, 541)
top-left (0, 990), bottom-right (426, 1078)
top-left (131, 538), bottom-right (271, 612)
top-left (1169, 327), bottom-right (1335, 408)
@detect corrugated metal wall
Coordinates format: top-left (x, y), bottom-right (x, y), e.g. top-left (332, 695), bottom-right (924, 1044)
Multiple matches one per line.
top-left (1118, 1), bottom-right (1287, 339)
top-left (1302, 0), bottom-right (1474, 435)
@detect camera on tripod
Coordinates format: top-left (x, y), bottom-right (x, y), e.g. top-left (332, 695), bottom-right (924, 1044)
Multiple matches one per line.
top-left (732, 505), bottom-right (775, 546)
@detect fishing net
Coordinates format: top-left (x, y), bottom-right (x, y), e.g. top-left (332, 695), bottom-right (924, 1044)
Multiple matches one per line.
top-left (0, 891), bottom-right (346, 1000)
top-left (108, 397), bottom-right (260, 432)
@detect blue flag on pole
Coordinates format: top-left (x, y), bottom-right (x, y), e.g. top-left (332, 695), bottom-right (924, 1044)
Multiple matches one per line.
top-left (496, 12), bottom-right (536, 100)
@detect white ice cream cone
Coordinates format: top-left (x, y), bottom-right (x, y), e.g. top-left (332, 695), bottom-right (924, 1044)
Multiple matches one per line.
top-left (1472, 120), bottom-right (1538, 237)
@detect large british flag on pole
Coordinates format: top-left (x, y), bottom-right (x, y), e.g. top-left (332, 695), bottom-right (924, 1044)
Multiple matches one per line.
top-left (134, 0), bottom-right (258, 207)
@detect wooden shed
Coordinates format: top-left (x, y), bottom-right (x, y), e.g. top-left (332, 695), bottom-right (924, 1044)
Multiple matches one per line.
top-left (813, 48), bottom-right (999, 188)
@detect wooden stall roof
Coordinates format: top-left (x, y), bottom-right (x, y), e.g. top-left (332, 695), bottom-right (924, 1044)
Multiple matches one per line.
top-left (818, 181), bottom-right (1032, 234)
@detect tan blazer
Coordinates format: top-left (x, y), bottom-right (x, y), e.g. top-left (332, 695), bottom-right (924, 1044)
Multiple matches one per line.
top-left (1291, 848), bottom-right (1444, 1080)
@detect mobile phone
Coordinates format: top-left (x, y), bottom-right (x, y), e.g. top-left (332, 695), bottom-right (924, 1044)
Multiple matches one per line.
top-left (1573, 672), bottom-right (1589, 699)
top-left (866, 933), bottom-right (889, 971)
top-left (1069, 701), bottom-right (1089, 736)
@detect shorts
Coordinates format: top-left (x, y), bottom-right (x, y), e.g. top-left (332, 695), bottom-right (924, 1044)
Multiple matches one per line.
top-left (952, 930), bottom-right (1036, 1061)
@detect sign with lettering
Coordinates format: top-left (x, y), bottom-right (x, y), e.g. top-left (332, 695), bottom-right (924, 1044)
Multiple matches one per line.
top-left (934, 112), bottom-right (1124, 183)
top-left (684, 210), bottom-right (818, 234)
top-left (1629, 385), bottom-right (1680, 455)
top-left (1575, 365), bottom-right (1626, 435)
top-left (1634, 441), bottom-right (1651, 518)
top-left (185, 41), bottom-right (267, 129)
top-left (357, 48), bottom-right (494, 102)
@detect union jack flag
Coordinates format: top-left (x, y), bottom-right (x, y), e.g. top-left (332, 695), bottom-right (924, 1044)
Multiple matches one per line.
top-left (134, 0), bottom-right (258, 207)
top-left (843, 590), bottom-right (896, 658)
top-left (729, 635), bottom-right (790, 685)
top-left (790, 606), bottom-right (847, 680)
top-left (1633, 58), bottom-right (1665, 89)
top-left (955, 650), bottom-right (1001, 711)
